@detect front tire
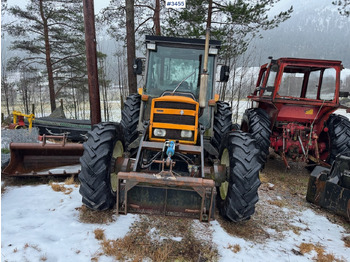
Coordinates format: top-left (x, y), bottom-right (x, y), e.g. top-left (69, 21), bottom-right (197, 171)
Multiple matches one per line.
top-left (217, 131), bottom-right (262, 222)
top-left (79, 122), bottom-right (125, 210)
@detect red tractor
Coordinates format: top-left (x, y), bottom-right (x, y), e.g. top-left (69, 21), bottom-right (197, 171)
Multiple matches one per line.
top-left (241, 57), bottom-right (350, 169)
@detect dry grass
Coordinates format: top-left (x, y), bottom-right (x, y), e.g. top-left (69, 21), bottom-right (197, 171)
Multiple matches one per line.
top-left (23, 243), bottom-right (41, 252)
top-left (39, 255), bottom-right (47, 261)
top-left (49, 181), bottom-right (73, 195)
top-left (261, 158), bottom-right (310, 197)
top-left (1, 180), bottom-right (6, 195)
top-left (96, 215), bottom-right (218, 262)
top-left (342, 236), bottom-right (350, 248)
top-left (268, 199), bottom-right (287, 208)
top-left (77, 205), bottom-right (115, 224)
top-left (298, 243), bottom-right (342, 262)
top-left (228, 244), bottom-right (241, 253)
top-left (217, 210), bottom-right (270, 242)
top-left (94, 228), bottom-right (105, 241)
top-left (64, 175), bottom-right (77, 185)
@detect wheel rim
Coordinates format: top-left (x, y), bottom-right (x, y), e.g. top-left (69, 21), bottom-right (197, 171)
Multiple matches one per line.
top-left (220, 148), bottom-right (229, 200)
top-left (113, 140), bottom-right (124, 158)
top-left (110, 140), bottom-right (124, 192)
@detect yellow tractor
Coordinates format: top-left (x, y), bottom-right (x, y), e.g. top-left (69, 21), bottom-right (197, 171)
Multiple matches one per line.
top-left (78, 35), bottom-right (262, 222)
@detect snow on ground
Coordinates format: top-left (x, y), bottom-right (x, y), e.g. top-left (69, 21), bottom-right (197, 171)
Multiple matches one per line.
top-left (211, 211), bottom-right (349, 262)
top-left (1, 184), bottom-right (137, 262)
top-left (1, 183), bottom-right (349, 262)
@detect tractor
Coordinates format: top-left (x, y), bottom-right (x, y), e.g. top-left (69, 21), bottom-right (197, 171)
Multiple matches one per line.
top-left (241, 57), bottom-right (350, 169)
top-left (78, 35), bottom-right (262, 222)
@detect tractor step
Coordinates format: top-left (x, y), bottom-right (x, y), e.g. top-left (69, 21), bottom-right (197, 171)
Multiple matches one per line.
top-left (117, 172), bottom-right (216, 222)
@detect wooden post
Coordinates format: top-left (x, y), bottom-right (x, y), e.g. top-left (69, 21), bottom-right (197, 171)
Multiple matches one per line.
top-left (83, 0), bottom-right (101, 127)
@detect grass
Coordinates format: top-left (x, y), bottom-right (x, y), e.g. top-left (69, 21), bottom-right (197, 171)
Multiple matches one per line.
top-left (95, 215), bottom-right (218, 262)
top-left (78, 205), bottom-right (115, 224)
top-left (298, 242), bottom-right (342, 262)
top-left (24, 243), bottom-right (41, 252)
top-left (49, 181), bottom-right (73, 195)
top-left (1, 180), bottom-right (6, 195)
top-left (1, 148), bottom-right (10, 154)
top-left (2, 174), bottom-right (78, 188)
top-left (217, 213), bottom-right (269, 242)
top-left (261, 158), bottom-right (310, 197)
top-left (342, 236), bottom-right (350, 248)
top-left (94, 228), bottom-right (105, 241)
top-left (49, 175), bottom-right (78, 195)
top-left (228, 244), bottom-right (241, 253)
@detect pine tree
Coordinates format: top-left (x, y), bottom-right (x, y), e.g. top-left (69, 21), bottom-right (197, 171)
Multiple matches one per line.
top-left (4, 0), bottom-right (87, 113)
top-left (332, 0), bottom-right (350, 17)
top-left (164, 0), bottom-right (293, 58)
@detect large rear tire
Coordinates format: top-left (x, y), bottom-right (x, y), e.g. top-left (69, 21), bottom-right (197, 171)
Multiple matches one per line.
top-left (120, 94), bottom-right (141, 156)
top-left (211, 101), bottom-right (232, 152)
top-left (241, 108), bottom-right (271, 165)
top-left (79, 122), bottom-right (125, 210)
top-left (326, 114), bottom-right (350, 165)
top-left (217, 131), bottom-right (262, 222)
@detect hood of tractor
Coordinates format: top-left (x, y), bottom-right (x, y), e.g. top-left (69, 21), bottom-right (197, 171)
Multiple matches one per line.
top-left (149, 95), bottom-right (199, 144)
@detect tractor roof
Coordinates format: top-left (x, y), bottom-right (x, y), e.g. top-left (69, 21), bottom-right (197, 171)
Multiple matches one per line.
top-left (145, 35), bottom-right (221, 49)
top-left (274, 57), bottom-right (343, 69)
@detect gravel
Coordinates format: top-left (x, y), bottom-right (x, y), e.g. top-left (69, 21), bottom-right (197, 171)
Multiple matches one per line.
top-left (1, 128), bottom-right (39, 169)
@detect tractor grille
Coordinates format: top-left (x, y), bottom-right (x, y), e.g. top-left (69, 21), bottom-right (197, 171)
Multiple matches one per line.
top-left (155, 101), bottom-right (196, 111)
top-left (150, 96), bottom-right (199, 144)
top-left (153, 114), bottom-right (195, 125)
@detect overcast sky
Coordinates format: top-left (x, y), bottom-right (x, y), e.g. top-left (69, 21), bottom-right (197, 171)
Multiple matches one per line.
top-left (3, 0), bottom-right (110, 14)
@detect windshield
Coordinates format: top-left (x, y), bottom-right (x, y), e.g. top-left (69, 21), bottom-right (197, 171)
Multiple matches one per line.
top-left (145, 45), bottom-right (215, 98)
top-left (262, 64), bottom-right (337, 101)
top-left (278, 67), bottom-right (336, 100)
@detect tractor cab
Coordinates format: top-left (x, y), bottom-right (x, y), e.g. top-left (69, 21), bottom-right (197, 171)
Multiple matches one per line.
top-left (254, 57), bottom-right (344, 105)
top-left (135, 35), bottom-right (222, 134)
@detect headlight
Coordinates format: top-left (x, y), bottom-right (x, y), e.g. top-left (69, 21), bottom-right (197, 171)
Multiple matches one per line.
top-left (153, 128), bottom-right (166, 137)
top-left (181, 130), bottom-right (192, 138)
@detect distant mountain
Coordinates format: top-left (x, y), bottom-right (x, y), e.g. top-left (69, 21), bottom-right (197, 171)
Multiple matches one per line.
top-left (248, 0), bottom-right (350, 67)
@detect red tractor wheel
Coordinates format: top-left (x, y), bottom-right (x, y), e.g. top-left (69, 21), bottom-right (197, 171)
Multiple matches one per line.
top-left (241, 108), bottom-right (271, 166)
top-left (326, 114), bottom-right (350, 164)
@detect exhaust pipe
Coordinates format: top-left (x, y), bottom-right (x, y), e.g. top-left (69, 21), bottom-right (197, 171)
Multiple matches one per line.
top-left (199, 0), bottom-right (212, 109)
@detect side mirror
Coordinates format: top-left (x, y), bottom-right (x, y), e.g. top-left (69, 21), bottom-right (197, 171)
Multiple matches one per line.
top-left (219, 65), bottom-right (229, 82)
top-left (133, 58), bottom-right (143, 75)
top-left (339, 91), bottom-right (349, 98)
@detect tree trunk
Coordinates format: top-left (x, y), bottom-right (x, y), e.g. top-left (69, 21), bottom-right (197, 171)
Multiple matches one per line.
top-left (154, 0), bottom-right (161, 35)
top-left (83, 0), bottom-right (102, 126)
top-left (125, 0), bottom-right (137, 94)
top-left (39, 0), bottom-right (56, 113)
